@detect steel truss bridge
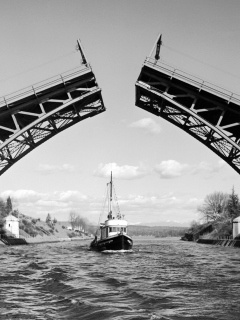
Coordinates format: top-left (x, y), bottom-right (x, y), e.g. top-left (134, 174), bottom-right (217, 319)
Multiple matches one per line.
top-left (135, 38), bottom-right (240, 174)
top-left (0, 41), bottom-right (105, 175)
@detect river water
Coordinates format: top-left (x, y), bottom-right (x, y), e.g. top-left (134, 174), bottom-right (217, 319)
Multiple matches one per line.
top-left (0, 237), bottom-right (240, 320)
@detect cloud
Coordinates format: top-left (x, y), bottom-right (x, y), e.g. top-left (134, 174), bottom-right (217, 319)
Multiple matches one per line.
top-left (36, 164), bottom-right (75, 174)
top-left (94, 160), bottom-right (226, 181)
top-left (1, 189), bottom-right (43, 202)
top-left (129, 118), bottom-right (161, 134)
top-left (117, 192), bottom-right (201, 224)
top-left (154, 160), bottom-right (189, 179)
top-left (93, 162), bottom-right (149, 180)
top-left (36, 200), bottom-right (68, 208)
top-left (0, 189), bottom-right (90, 220)
top-left (0, 188), bottom-right (201, 226)
top-left (189, 160), bottom-right (226, 175)
top-left (0, 159), bottom-right (225, 223)
top-left (57, 190), bottom-right (88, 202)
top-left (154, 159), bottom-right (227, 179)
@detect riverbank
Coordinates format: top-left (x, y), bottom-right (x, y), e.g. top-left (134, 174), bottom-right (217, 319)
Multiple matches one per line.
top-left (197, 238), bottom-right (240, 247)
top-left (26, 236), bottom-right (91, 244)
top-left (0, 235), bottom-right (92, 246)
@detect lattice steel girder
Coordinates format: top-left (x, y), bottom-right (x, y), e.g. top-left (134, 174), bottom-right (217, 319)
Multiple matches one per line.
top-left (0, 65), bottom-right (105, 175)
top-left (135, 60), bottom-right (240, 174)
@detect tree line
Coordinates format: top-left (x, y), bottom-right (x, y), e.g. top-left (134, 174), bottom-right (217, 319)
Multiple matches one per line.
top-left (189, 187), bottom-right (240, 238)
top-left (68, 211), bottom-right (95, 235)
top-left (128, 225), bottom-right (187, 237)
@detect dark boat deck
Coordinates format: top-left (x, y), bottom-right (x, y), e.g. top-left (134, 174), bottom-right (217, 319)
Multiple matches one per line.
top-left (90, 234), bottom-right (133, 252)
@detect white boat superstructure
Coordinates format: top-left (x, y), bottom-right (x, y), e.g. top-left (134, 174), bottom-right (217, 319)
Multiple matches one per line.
top-left (90, 172), bottom-right (133, 251)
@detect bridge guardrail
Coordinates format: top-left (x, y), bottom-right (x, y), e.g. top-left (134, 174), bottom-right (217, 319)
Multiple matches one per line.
top-left (144, 57), bottom-right (240, 106)
top-left (0, 64), bottom-right (91, 109)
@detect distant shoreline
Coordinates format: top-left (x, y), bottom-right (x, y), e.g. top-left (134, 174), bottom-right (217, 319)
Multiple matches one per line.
top-left (0, 236), bottom-right (92, 246)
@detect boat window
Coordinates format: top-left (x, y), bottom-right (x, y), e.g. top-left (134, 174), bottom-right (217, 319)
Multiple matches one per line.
top-left (112, 227), bottom-right (116, 232)
top-left (101, 227), bottom-right (107, 239)
top-left (109, 227), bottom-right (112, 232)
top-left (124, 228), bottom-right (126, 232)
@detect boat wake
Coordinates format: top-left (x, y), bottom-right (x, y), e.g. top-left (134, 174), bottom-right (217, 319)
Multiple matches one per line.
top-left (101, 249), bottom-right (133, 254)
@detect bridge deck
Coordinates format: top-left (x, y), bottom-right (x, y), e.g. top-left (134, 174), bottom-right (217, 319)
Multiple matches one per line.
top-left (136, 57), bottom-right (240, 174)
top-left (143, 58), bottom-right (240, 107)
top-left (0, 64), bottom-right (105, 175)
top-left (0, 65), bottom-right (93, 109)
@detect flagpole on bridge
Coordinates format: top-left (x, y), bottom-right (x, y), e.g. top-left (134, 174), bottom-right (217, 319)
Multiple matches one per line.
top-left (77, 39), bottom-right (88, 66)
top-left (147, 33), bottom-right (162, 62)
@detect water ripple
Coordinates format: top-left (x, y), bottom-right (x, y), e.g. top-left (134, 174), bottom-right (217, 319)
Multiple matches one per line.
top-left (0, 238), bottom-right (240, 319)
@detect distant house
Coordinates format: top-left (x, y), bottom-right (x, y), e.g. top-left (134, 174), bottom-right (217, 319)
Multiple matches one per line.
top-left (233, 216), bottom-right (240, 238)
top-left (67, 225), bottom-right (84, 233)
top-left (74, 226), bottom-right (83, 232)
top-left (4, 214), bottom-right (19, 238)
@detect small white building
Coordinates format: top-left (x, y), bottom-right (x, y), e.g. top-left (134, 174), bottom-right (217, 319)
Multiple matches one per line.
top-left (74, 226), bottom-right (83, 232)
top-left (232, 216), bottom-right (240, 238)
top-left (4, 214), bottom-right (19, 238)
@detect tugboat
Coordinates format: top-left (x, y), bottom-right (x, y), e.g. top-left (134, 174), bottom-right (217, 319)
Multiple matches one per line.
top-left (90, 172), bottom-right (133, 251)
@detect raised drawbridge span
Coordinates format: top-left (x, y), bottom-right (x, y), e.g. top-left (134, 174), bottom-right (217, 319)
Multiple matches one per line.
top-left (0, 40), bottom-right (105, 175)
top-left (135, 35), bottom-right (240, 174)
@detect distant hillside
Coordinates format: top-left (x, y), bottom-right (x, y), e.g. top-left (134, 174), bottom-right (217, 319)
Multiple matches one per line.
top-left (2, 213), bottom-right (90, 239)
top-left (18, 215), bottom-right (90, 238)
top-left (0, 196), bottom-right (187, 239)
top-left (70, 224), bottom-right (187, 238)
top-left (128, 225), bottom-right (187, 237)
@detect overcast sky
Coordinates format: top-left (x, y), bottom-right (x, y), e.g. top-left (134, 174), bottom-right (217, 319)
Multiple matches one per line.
top-left (0, 0), bottom-right (240, 226)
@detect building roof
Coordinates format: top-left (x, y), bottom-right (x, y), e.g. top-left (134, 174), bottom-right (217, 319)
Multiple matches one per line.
top-left (4, 214), bottom-right (19, 221)
top-left (233, 216), bottom-right (240, 222)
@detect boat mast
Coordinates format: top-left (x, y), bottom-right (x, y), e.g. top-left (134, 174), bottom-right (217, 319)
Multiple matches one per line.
top-left (108, 171), bottom-right (113, 219)
top-left (110, 170), bottom-right (113, 203)
top-left (110, 171), bottom-right (113, 218)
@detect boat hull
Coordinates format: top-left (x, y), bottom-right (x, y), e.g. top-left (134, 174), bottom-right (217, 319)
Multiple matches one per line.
top-left (90, 234), bottom-right (133, 251)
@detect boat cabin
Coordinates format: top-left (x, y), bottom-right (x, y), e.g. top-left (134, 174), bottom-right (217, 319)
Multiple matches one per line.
top-left (100, 219), bottom-right (128, 240)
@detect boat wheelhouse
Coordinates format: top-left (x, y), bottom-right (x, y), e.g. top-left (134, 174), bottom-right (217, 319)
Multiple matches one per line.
top-left (100, 217), bottom-right (127, 238)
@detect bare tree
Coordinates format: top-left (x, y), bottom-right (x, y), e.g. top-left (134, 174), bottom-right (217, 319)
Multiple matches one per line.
top-left (80, 216), bottom-right (87, 232)
top-left (198, 192), bottom-right (229, 222)
top-left (69, 211), bottom-right (77, 229)
top-left (75, 215), bottom-right (82, 230)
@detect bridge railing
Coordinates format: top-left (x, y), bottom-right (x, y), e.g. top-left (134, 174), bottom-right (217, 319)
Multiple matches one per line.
top-left (144, 57), bottom-right (240, 106)
top-left (0, 64), bottom-right (91, 109)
